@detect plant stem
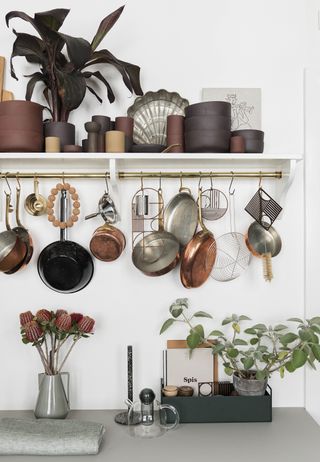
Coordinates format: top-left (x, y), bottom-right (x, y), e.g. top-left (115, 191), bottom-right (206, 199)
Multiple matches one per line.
top-left (44, 336), bottom-right (49, 364)
top-left (58, 337), bottom-right (80, 373)
top-left (36, 344), bottom-right (51, 375)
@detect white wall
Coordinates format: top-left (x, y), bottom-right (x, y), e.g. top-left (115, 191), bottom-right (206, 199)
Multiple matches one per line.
top-left (0, 0), bottom-right (313, 410)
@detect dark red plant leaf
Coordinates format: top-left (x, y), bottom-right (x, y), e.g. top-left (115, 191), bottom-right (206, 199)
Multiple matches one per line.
top-left (6, 10), bottom-right (60, 45)
top-left (78, 316), bottom-right (95, 333)
top-left (86, 85), bottom-right (103, 104)
top-left (56, 69), bottom-right (87, 111)
top-left (34, 9), bottom-right (70, 31)
top-left (82, 70), bottom-right (115, 103)
top-left (25, 72), bottom-right (46, 100)
top-left (10, 31), bottom-right (46, 80)
top-left (55, 313), bottom-right (72, 332)
top-left (70, 313), bottom-right (83, 323)
top-left (58, 33), bottom-right (92, 69)
top-left (24, 321), bottom-right (43, 342)
top-left (90, 5), bottom-right (124, 51)
top-left (20, 311), bottom-right (34, 326)
top-left (36, 309), bottom-right (52, 322)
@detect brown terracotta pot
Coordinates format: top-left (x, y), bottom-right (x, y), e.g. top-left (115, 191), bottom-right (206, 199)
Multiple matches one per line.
top-left (0, 100), bottom-right (44, 152)
top-left (0, 130), bottom-right (43, 152)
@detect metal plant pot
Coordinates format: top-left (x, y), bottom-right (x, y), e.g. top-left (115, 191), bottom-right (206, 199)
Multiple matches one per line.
top-left (233, 371), bottom-right (268, 396)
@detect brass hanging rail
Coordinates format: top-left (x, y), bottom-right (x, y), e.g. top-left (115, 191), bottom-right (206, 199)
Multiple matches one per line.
top-left (0, 171), bottom-right (283, 179)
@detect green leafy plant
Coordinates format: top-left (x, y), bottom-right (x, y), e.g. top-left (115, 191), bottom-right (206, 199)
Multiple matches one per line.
top-left (20, 309), bottom-right (95, 375)
top-left (160, 299), bottom-right (320, 380)
top-left (6, 6), bottom-right (143, 122)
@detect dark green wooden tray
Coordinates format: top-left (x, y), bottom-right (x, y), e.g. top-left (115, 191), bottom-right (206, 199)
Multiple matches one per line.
top-left (161, 384), bottom-right (272, 423)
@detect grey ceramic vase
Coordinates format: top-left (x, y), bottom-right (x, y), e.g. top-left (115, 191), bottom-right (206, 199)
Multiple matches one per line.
top-left (233, 372), bottom-right (268, 396)
top-left (34, 373), bottom-right (70, 419)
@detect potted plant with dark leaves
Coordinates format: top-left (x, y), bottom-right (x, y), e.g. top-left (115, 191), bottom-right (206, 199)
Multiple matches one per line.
top-left (5, 6), bottom-right (143, 149)
top-left (160, 299), bottom-right (320, 396)
top-left (20, 308), bottom-right (95, 418)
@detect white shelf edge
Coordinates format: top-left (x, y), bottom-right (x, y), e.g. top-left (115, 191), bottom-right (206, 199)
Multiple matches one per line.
top-left (0, 152), bottom-right (304, 161)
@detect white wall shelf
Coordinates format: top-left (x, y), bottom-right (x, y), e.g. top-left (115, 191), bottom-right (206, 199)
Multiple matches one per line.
top-left (0, 152), bottom-right (302, 211)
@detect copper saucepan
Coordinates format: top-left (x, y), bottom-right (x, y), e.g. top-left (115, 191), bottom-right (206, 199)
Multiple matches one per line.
top-left (0, 192), bottom-right (27, 273)
top-left (90, 223), bottom-right (126, 262)
top-left (5, 185), bottom-right (34, 274)
top-left (180, 187), bottom-right (216, 288)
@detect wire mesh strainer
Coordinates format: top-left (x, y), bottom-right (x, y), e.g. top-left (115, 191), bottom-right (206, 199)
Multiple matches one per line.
top-left (211, 176), bottom-right (251, 282)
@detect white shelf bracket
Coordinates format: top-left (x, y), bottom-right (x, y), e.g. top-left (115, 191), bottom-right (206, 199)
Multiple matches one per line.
top-left (276, 159), bottom-right (296, 219)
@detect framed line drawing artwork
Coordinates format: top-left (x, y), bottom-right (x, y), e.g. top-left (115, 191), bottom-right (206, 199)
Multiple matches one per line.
top-left (202, 88), bottom-right (262, 131)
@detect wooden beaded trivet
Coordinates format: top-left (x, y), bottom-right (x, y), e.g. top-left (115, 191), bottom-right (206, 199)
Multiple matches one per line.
top-left (47, 182), bottom-right (80, 228)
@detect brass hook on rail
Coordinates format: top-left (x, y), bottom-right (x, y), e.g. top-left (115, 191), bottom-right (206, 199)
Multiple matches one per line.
top-left (229, 172), bottom-right (235, 196)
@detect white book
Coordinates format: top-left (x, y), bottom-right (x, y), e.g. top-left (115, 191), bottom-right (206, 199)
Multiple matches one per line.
top-left (165, 349), bottom-right (215, 396)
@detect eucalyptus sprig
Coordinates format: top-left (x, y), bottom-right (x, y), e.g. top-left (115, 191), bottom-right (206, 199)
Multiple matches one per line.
top-left (160, 299), bottom-right (320, 380)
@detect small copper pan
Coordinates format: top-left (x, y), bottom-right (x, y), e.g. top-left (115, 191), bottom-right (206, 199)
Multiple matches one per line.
top-left (5, 185), bottom-right (33, 274)
top-left (0, 192), bottom-right (27, 273)
top-left (180, 188), bottom-right (216, 288)
top-left (90, 223), bottom-right (126, 262)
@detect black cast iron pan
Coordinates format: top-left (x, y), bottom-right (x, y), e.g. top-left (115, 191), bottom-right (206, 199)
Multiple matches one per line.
top-left (38, 190), bottom-right (94, 293)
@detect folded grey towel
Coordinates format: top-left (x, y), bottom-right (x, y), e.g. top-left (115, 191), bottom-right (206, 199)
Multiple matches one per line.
top-left (0, 418), bottom-right (105, 455)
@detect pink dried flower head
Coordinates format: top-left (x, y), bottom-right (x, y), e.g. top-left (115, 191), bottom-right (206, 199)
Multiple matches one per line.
top-left (55, 313), bottom-right (72, 332)
top-left (24, 321), bottom-right (43, 342)
top-left (36, 309), bottom-right (52, 322)
top-left (70, 313), bottom-right (83, 323)
top-left (55, 309), bottom-right (67, 318)
top-left (20, 311), bottom-right (34, 327)
top-left (78, 316), bottom-right (95, 333)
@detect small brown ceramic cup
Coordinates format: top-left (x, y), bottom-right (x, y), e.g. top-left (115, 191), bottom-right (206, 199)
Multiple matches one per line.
top-left (230, 135), bottom-right (245, 153)
top-left (167, 115), bottom-right (184, 153)
top-left (178, 386), bottom-right (194, 397)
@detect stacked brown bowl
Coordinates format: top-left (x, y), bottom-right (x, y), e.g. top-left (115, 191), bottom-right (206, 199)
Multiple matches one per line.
top-left (0, 101), bottom-right (44, 152)
top-left (231, 129), bottom-right (264, 153)
top-left (184, 102), bottom-right (231, 153)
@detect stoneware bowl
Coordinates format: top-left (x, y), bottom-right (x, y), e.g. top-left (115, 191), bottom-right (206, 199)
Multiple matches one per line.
top-left (231, 129), bottom-right (264, 140)
top-left (185, 129), bottom-right (230, 153)
top-left (185, 115), bottom-right (231, 131)
top-left (185, 101), bottom-right (231, 118)
top-left (243, 139), bottom-right (264, 153)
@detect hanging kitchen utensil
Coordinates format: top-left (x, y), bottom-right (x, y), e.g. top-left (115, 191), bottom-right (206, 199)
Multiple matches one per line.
top-left (85, 174), bottom-right (118, 223)
top-left (132, 183), bottom-right (180, 277)
top-left (47, 181), bottom-right (80, 228)
top-left (131, 175), bottom-right (159, 236)
top-left (245, 221), bottom-right (282, 282)
top-left (200, 173), bottom-right (228, 221)
top-left (90, 223), bottom-right (126, 262)
top-left (24, 176), bottom-right (47, 216)
top-left (5, 178), bottom-right (33, 274)
top-left (245, 175), bottom-right (282, 230)
top-left (0, 181), bottom-right (27, 273)
top-left (164, 174), bottom-right (198, 246)
top-left (180, 184), bottom-right (216, 288)
top-left (88, 176), bottom-right (126, 262)
top-left (38, 190), bottom-right (94, 293)
top-left (211, 176), bottom-right (251, 282)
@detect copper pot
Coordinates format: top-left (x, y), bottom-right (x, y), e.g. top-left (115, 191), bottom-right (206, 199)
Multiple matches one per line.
top-left (0, 192), bottom-right (27, 272)
top-left (90, 224), bottom-right (126, 262)
top-left (180, 188), bottom-right (216, 288)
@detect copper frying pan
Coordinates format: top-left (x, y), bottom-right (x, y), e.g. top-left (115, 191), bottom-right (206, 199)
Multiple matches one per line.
top-left (90, 223), bottom-right (126, 262)
top-left (180, 188), bottom-right (216, 288)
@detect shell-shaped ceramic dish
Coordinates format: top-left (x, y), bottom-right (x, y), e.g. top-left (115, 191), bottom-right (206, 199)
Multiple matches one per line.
top-left (127, 89), bottom-right (189, 145)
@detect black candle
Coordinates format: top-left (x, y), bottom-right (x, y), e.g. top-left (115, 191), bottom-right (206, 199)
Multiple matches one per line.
top-left (128, 345), bottom-right (133, 402)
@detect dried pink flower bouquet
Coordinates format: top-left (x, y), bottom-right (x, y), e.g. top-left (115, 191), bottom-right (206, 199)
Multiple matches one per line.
top-left (19, 309), bottom-right (95, 375)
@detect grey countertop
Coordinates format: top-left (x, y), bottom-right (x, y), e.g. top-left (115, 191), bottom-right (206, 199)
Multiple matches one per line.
top-left (0, 408), bottom-right (318, 461)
